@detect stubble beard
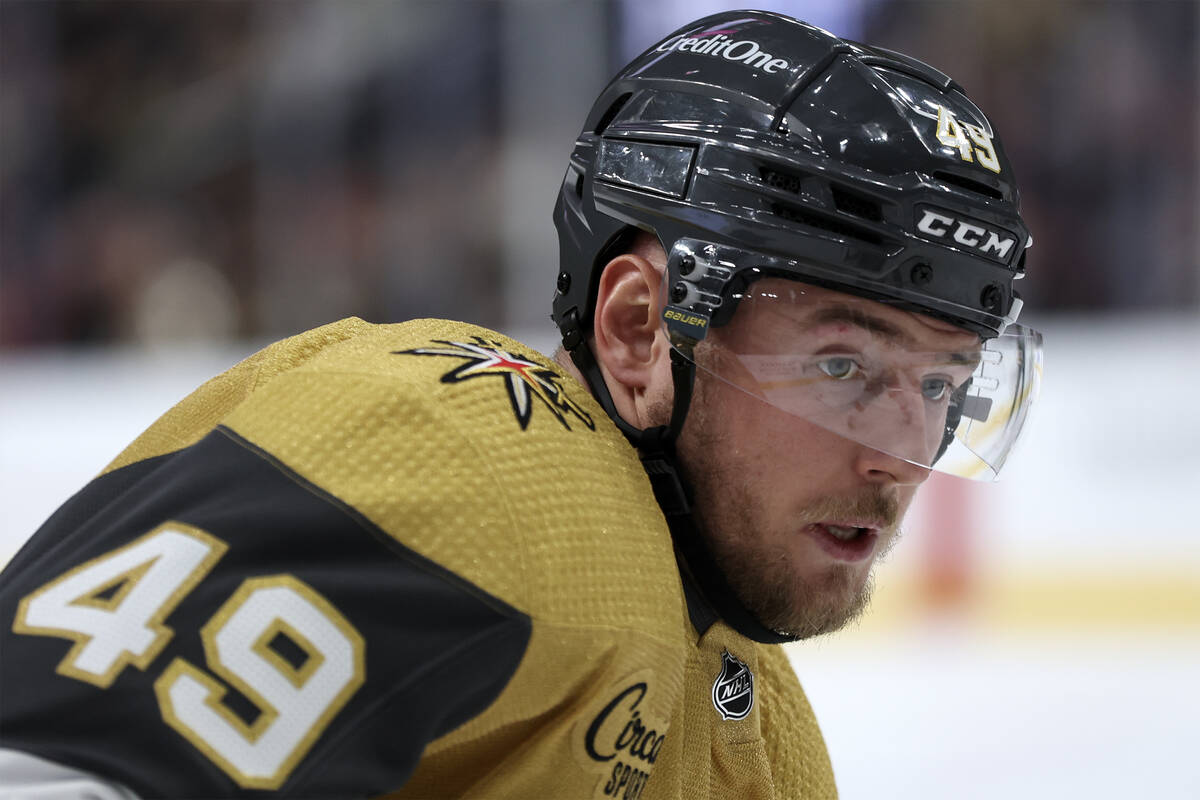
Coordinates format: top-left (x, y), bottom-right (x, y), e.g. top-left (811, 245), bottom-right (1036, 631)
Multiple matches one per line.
top-left (654, 390), bottom-right (902, 640)
top-left (692, 473), bottom-right (899, 639)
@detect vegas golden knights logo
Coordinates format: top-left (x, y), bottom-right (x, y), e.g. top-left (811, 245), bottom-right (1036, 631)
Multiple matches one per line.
top-left (394, 337), bottom-right (594, 431)
top-left (711, 651), bottom-right (753, 721)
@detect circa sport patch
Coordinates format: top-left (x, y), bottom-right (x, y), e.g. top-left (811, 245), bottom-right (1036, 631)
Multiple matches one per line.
top-left (571, 669), bottom-right (669, 800)
top-left (394, 337), bottom-right (594, 432)
top-left (711, 651), bottom-right (754, 721)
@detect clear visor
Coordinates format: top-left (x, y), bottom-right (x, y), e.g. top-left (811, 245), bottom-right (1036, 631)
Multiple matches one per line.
top-left (666, 279), bottom-right (1043, 481)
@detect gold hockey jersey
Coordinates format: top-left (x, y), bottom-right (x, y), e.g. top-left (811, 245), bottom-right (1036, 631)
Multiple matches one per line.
top-left (0, 318), bottom-right (836, 799)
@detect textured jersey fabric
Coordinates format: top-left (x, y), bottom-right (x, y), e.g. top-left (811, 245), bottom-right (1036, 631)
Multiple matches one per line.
top-left (0, 317), bottom-right (836, 799)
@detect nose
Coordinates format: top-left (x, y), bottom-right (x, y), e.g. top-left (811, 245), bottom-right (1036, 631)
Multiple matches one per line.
top-left (851, 386), bottom-right (937, 486)
top-left (855, 441), bottom-right (933, 486)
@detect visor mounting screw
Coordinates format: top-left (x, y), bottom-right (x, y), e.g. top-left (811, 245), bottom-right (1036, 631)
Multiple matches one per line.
top-left (561, 309), bottom-right (583, 349)
top-left (670, 282), bottom-right (688, 304)
top-left (910, 263), bottom-right (932, 286)
top-left (679, 254), bottom-right (696, 276)
top-left (980, 285), bottom-right (1003, 312)
top-left (556, 272), bottom-right (571, 294)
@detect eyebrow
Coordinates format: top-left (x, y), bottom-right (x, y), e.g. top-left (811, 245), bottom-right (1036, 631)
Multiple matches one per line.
top-left (807, 306), bottom-right (913, 345)
top-left (806, 306), bottom-right (981, 368)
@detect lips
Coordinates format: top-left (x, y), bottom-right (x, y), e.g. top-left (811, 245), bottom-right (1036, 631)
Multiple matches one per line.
top-left (824, 523), bottom-right (864, 541)
top-left (803, 521), bottom-right (880, 562)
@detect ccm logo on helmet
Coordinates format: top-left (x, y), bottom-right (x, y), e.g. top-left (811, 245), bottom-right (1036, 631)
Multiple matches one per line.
top-left (916, 206), bottom-right (1017, 263)
top-left (656, 34), bottom-right (790, 74)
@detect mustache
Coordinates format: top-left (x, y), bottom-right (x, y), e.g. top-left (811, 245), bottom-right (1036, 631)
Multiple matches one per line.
top-left (794, 486), bottom-right (900, 530)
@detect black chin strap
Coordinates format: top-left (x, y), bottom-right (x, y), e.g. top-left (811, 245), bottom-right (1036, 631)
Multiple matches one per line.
top-left (566, 339), bottom-right (797, 644)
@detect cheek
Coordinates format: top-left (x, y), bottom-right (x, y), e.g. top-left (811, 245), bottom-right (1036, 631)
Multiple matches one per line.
top-left (694, 385), bottom-right (846, 500)
top-left (742, 398), bottom-right (852, 473)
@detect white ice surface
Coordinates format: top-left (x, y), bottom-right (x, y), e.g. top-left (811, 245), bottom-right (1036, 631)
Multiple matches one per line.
top-left (2, 314), bottom-right (1197, 798)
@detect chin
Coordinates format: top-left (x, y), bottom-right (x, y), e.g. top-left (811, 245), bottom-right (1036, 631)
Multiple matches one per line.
top-left (748, 562), bottom-right (875, 640)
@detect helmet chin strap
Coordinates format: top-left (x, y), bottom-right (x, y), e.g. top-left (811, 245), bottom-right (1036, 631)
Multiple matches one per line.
top-left (566, 338), bottom-right (798, 644)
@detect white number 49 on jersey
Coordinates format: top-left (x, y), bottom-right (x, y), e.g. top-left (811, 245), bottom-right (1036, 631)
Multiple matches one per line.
top-left (14, 522), bottom-right (365, 790)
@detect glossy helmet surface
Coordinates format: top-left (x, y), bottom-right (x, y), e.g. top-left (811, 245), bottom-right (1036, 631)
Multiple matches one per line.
top-left (553, 10), bottom-right (1031, 352)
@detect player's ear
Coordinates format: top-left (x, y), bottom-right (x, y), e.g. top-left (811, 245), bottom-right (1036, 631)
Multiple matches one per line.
top-left (592, 251), bottom-right (668, 396)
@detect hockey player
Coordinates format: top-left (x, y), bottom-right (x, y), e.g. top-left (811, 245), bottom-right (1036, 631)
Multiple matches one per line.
top-left (0, 10), bottom-right (1042, 799)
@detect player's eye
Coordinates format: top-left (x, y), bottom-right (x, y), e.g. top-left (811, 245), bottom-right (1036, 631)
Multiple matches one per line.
top-left (816, 356), bottom-right (862, 381)
top-left (921, 376), bottom-right (952, 401)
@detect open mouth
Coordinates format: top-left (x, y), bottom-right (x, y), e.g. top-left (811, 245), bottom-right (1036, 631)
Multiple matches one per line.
top-left (824, 523), bottom-right (867, 541)
top-left (805, 522), bottom-right (879, 561)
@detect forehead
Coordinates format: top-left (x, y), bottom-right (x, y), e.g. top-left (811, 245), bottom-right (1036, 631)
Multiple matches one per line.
top-left (733, 278), bottom-right (981, 351)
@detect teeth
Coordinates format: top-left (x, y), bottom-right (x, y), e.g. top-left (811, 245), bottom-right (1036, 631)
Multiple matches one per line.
top-left (825, 524), bottom-right (861, 541)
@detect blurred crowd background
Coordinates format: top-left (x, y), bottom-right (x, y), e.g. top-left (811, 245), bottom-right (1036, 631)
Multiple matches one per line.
top-left (2, 3), bottom-right (1198, 798)
top-left (1, 0), bottom-right (1196, 347)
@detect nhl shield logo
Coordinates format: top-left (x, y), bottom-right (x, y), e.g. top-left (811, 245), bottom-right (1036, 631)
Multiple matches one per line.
top-left (711, 651), bottom-right (754, 721)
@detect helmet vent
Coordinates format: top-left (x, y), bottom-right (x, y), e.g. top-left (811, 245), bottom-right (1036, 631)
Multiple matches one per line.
top-left (760, 167), bottom-right (803, 195)
top-left (594, 92), bottom-right (633, 135)
top-left (761, 169), bottom-right (883, 223)
top-left (829, 185), bottom-right (883, 221)
top-left (933, 170), bottom-right (1004, 201)
top-left (770, 202), bottom-right (884, 246)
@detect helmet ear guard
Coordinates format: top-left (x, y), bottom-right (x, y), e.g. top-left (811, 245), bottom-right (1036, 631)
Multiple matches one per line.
top-left (556, 222), bottom-right (697, 486)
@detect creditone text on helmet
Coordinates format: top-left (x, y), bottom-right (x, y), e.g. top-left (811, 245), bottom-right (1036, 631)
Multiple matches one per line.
top-left (655, 34), bottom-right (790, 74)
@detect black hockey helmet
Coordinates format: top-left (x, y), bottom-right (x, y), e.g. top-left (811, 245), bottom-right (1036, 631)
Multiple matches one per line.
top-left (553, 10), bottom-right (1041, 482)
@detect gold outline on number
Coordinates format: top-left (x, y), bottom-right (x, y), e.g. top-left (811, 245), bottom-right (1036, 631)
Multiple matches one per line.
top-left (69, 560), bottom-right (156, 612)
top-left (153, 575), bottom-right (366, 790)
top-left (12, 522), bottom-right (228, 689)
top-left (935, 104), bottom-right (974, 163)
top-left (963, 123), bottom-right (1001, 174)
top-left (251, 617), bottom-right (326, 690)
